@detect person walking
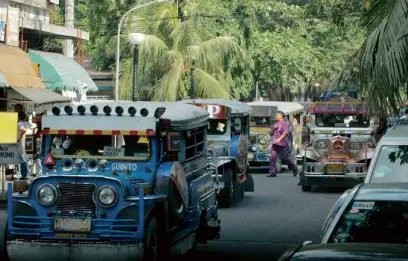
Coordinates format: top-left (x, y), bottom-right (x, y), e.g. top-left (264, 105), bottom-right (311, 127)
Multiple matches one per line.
top-left (17, 111), bottom-right (29, 180)
top-left (374, 117), bottom-right (387, 144)
top-left (267, 111), bottom-right (298, 178)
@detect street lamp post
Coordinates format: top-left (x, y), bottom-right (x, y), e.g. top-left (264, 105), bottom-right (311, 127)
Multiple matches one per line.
top-left (115, 0), bottom-right (170, 102)
top-left (128, 33), bottom-right (146, 102)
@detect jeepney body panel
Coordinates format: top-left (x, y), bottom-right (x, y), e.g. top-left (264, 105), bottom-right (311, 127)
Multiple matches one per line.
top-left (5, 101), bottom-right (220, 261)
top-left (178, 99), bottom-right (252, 191)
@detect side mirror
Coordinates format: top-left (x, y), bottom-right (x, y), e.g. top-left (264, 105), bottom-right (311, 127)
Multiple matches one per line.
top-left (166, 132), bottom-right (180, 152)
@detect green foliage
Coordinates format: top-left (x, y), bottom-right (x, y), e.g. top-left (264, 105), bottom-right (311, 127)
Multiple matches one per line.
top-left (84, 0), bottom-right (365, 101)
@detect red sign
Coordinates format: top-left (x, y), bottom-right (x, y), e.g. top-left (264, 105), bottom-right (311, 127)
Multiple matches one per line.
top-left (191, 104), bottom-right (228, 119)
top-left (312, 102), bottom-right (368, 114)
top-left (44, 153), bottom-right (55, 165)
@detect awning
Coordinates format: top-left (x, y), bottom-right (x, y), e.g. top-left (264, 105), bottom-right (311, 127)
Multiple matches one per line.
top-left (27, 50), bottom-right (98, 92)
top-left (0, 72), bottom-right (7, 87)
top-left (10, 86), bottom-right (71, 105)
top-left (0, 44), bottom-right (44, 88)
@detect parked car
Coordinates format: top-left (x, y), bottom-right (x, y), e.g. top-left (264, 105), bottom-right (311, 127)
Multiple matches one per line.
top-left (277, 242), bottom-right (408, 261)
top-left (320, 183), bottom-right (408, 245)
top-left (364, 119), bottom-right (408, 184)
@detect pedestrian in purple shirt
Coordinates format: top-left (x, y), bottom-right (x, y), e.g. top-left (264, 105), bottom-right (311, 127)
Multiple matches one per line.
top-left (267, 111), bottom-right (298, 177)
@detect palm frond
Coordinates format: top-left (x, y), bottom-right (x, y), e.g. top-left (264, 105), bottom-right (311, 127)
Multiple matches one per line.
top-left (119, 58), bottom-right (134, 100)
top-left (151, 51), bottom-right (184, 101)
top-left (188, 37), bottom-right (246, 73)
top-left (193, 68), bottom-right (230, 99)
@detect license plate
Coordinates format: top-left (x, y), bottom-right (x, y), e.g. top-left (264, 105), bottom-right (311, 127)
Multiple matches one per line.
top-left (54, 233), bottom-right (88, 239)
top-left (248, 153), bottom-right (254, 159)
top-left (54, 218), bottom-right (91, 232)
top-left (325, 164), bottom-right (345, 173)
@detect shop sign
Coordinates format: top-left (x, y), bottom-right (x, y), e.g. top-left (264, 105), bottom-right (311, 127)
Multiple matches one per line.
top-left (0, 143), bottom-right (20, 165)
top-left (5, 6), bottom-right (19, 47)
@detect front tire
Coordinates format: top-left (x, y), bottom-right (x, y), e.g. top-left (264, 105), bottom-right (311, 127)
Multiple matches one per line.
top-left (0, 218), bottom-right (9, 261)
top-left (144, 217), bottom-right (167, 261)
top-left (218, 168), bottom-right (234, 208)
top-left (168, 181), bottom-right (186, 227)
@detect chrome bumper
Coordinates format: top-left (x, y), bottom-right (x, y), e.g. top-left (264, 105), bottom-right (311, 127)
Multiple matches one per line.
top-left (303, 162), bottom-right (366, 178)
top-left (7, 240), bottom-right (143, 261)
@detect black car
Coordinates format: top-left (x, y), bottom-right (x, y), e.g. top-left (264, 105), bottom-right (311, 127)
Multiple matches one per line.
top-left (278, 242), bottom-right (408, 261)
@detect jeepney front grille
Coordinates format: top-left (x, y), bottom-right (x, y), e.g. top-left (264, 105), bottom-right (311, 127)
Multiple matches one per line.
top-left (56, 183), bottom-right (97, 216)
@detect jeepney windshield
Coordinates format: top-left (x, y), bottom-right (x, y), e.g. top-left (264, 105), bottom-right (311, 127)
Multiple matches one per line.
top-left (43, 134), bottom-right (151, 161)
top-left (315, 114), bottom-right (370, 128)
top-left (208, 119), bottom-right (228, 135)
top-left (370, 145), bottom-right (408, 183)
top-left (250, 116), bottom-right (272, 127)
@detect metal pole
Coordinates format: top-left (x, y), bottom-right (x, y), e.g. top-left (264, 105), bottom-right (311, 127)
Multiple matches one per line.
top-left (191, 59), bottom-right (195, 99)
top-left (114, 0), bottom-right (166, 102)
top-left (1, 165), bottom-right (5, 200)
top-left (132, 45), bottom-right (139, 102)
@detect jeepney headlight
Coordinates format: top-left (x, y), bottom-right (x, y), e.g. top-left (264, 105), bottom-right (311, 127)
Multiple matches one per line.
top-left (316, 141), bottom-right (327, 149)
top-left (350, 142), bottom-right (362, 150)
top-left (251, 145), bottom-right (257, 152)
top-left (259, 135), bottom-right (268, 145)
top-left (97, 186), bottom-right (117, 207)
top-left (37, 184), bottom-right (57, 206)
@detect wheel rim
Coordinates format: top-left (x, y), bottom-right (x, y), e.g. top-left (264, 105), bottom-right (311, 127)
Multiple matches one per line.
top-left (230, 179), bottom-right (234, 199)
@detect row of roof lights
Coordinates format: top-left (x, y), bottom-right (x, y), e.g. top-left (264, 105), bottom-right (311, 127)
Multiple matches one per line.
top-left (51, 105), bottom-right (166, 118)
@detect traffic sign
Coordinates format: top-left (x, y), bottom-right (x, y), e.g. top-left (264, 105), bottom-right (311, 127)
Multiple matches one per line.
top-left (44, 153), bottom-right (55, 165)
top-left (0, 143), bottom-right (21, 165)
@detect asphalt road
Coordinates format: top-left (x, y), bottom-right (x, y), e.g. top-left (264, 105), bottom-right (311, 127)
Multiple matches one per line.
top-left (0, 168), bottom-right (345, 261)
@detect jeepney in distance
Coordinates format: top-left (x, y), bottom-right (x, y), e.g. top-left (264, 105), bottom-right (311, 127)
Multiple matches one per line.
top-left (247, 101), bottom-right (304, 173)
top-left (178, 99), bottom-right (255, 208)
top-left (2, 101), bottom-right (221, 261)
top-left (298, 95), bottom-right (376, 192)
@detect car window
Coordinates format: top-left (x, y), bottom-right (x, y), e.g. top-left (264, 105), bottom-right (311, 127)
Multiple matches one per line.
top-left (370, 145), bottom-right (408, 183)
top-left (328, 200), bottom-right (408, 244)
top-left (321, 190), bottom-right (351, 237)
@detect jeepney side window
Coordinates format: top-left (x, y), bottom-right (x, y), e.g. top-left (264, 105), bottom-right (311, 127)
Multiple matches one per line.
top-left (184, 127), bottom-right (205, 162)
top-left (250, 116), bottom-right (271, 126)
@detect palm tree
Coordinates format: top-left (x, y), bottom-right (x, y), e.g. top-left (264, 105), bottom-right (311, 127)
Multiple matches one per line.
top-left (332, 0), bottom-right (408, 114)
top-left (117, 1), bottom-right (252, 101)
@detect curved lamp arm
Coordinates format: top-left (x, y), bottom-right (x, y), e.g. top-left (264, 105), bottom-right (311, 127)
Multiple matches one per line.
top-left (115, 0), bottom-right (170, 101)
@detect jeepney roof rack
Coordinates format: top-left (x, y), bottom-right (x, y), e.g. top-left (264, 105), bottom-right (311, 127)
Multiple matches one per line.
top-left (179, 99), bottom-right (251, 116)
top-left (46, 101), bottom-right (210, 131)
top-left (247, 101), bottom-right (304, 115)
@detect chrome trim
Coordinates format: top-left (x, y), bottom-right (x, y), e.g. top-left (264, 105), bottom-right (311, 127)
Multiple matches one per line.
top-left (96, 185), bottom-right (118, 207)
top-left (36, 183), bottom-right (58, 206)
top-left (125, 194), bottom-right (167, 201)
top-left (13, 200), bottom-right (34, 209)
top-left (56, 182), bottom-right (98, 216)
top-left (200, 190), bottom-right (216, 203)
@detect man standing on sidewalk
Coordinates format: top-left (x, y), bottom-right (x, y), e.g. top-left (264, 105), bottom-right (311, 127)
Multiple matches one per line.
top-left (267, 111), bottom-right (298, 178)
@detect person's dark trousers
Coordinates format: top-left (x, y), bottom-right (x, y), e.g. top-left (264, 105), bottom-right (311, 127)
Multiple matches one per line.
top-left (20, 161), bottom-right (28, 179)
top-left (269, 145), bottom-right (298, 176)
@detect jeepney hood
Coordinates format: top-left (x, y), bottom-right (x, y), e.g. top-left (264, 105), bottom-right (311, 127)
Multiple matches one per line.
top-left (207, 141), bottom-right (229, 157)
top-left (43, 159), bottom-right (157, 185)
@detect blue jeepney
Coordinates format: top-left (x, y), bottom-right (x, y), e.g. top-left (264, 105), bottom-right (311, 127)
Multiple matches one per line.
top-left (178, 99), bottom-right (255, 208)
top-left (2, 101), bottom-right (221, 261)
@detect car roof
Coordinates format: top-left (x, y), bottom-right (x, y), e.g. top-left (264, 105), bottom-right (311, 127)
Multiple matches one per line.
top-left (382, 119), bottom-right (408, 144)
top-left (247, 101), bottom-right (304, 114)
top-left (354, 183), bottom-right (408, 202)
top-left (289, 243), bottom-right (408, 261)
top-left (179, 99), bottom-right (251, 116)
